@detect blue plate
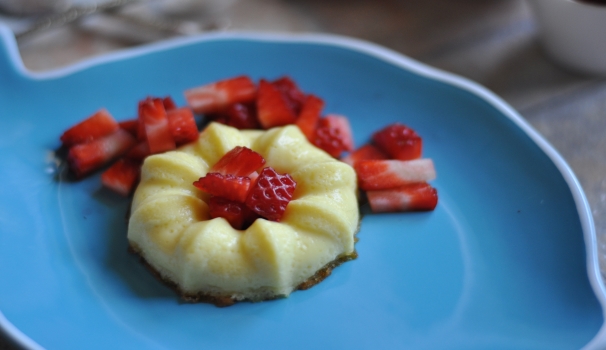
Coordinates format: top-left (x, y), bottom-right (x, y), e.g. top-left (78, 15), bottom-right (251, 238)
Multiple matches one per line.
top-left (1, 25), bottom-right (605, 350)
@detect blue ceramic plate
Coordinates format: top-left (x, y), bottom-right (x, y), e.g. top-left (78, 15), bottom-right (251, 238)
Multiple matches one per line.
top-left (1, 26), bottom-right (605, 350)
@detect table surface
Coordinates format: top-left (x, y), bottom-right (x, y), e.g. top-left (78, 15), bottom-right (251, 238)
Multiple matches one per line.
top-left (1, 0), bottom-right (605, 349)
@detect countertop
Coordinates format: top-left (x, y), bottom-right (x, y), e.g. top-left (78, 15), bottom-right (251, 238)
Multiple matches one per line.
top-left (1, 0), bottom-right (605, 348)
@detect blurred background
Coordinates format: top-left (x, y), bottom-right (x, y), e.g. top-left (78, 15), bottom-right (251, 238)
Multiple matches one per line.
top-left (1, 0), bottom-right (605, 348)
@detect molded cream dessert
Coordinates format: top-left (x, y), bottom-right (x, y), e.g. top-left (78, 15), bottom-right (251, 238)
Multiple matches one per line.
top-left (127, 122), bottom-right (359, 305)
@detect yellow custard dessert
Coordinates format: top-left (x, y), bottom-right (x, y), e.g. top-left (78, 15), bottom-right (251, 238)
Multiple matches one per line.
top-left (127, 122), bottom-right (359, 305)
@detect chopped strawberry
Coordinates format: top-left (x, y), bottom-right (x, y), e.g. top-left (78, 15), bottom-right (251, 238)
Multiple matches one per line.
top-left (245, 167), bottom-right (296, 222)
top-left (224, 103), bottom-right (260, 129)
top-left (193, 173), bottom-right (251, 203)
top-left (162, 96), bottom-right (177, 111)
top-left (367, 183), bottom-right (438, 212)
top-left (167, 107), bottom-right (199, 146)
top-left (118, 119), bottom-right (139, 138)
top-left (256, 79), bottom-right (297, 129)
top-left (341, 144), bottom-right (388, 167)
top-left (312, 115), bottom-right (354, 158)
top-left (210, 146), bottom-right (266, 176)
top-left (139, 97), bottom-right (176, 154)
top-left (372, 123), bottom-right (422, 160)
top-left (296, 94), bottom-right (324, 140)
top-left (60, 109), bottom-right (119, 147)
top-left (185, 76), bottom-right (257, 114)
top-left (208, 196), bottom-right (259, 230)
top-left (67, 129), bottom-right (137, 178)
top-left (101, 158), bottom-right (141, 196)
top-left (354, 159), bottom-right (436, 191)
top-left (124, 141), bottom-right (150, 161)
top-left (271, 76), bottom-right (307, 115)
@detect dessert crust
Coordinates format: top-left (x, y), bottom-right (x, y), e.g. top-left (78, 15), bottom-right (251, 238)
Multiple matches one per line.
top-left (128, 243), bottom-right (358, 307)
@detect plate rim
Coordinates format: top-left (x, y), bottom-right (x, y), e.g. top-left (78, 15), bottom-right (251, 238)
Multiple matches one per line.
top-left (1, 24), bottom-right (604, 349)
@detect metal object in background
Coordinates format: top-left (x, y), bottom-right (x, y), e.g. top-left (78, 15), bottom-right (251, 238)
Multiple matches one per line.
top-left (14, 0), bottom-right (140, 41)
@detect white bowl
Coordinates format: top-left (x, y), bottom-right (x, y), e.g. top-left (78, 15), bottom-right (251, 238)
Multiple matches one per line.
top-left (528, 0), bottom-right (606, 75)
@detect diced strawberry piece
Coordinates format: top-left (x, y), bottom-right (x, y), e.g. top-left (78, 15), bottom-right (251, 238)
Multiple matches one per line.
top-left (119, 119), bottom-right (139, 138)
top-left (208, 196), bottom-right (259, 230)
top-left (312, 115), bottom-right (354, 158)
top-left (67, 129), bottom-right (137, 178)
top-left (101, 158), bottom-right (141, 196)
top-left (125, 141), bottom-right (150, 161)
top-left (193, 173), bottom-right (251, 203)
top-left (223, 103), bottom-right (261, 129)
top-left (139, 97), bottom-right (176, 154)
top-left (162, 96), bottom-right (177, 111)
top-left (341, 144), bottom-right (388, 167)
top-left (367, 183), bottom-right (438, 212)
top-left (245, 167), bottom-right (296, 222)
top-left (167, 107), bottom-right (199, 146)
top-left (372, 123), bottom-right (422, 160)
top-left (184, 76), bottom-right (257, 114)
top-left (296, 94), bottom-right (324, 140)
top-left (271, 76), bottom-right (307, 115)
top-left (60, 109), bottom-right (119, 147)
top-left (256, 79), bottom-right (297, 129)
top-left (211, 146), bottom-right (266, 176)
top-left (354, 159), bottom-right (436, 191)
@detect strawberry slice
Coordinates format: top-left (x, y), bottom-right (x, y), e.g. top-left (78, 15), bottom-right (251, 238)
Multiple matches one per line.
top-left (296, 94), bottom-right (324, 140)
top-left (223, 103), bottom-right (261, 129)
top-left (167, 107), bottom-right (199, 146)
top-left (256, 79), bottom-right (297, 129)
top-left (312, 114), bottom-right (354, 158)
top-left (193, 173), bottom-right (251, 203)
top-left (139, 97), bottom-right (176, 154)
top-left (245, 167), bottom-right (296, 222)
top-left (354, 159), bottom-right (436, 191)
top-left (125, 141), bottom-right (151, 161)
top-left (118, 119), bottom-right (139, 138)
top-left (67, 129), bottom-right (137, 178)
top-left (60, 109), bottom-right (119, 147)
top-left (367, 183), bottom-right (438, 212)
top-left (211, 146), bottom-right (266, 176)
top-left (271, 76), bottom-right (307, 115)
top-left (341, 144), bottom-right (388, 167)
top-left (162, 96), bottom-right (177, 111)
top-left (101, 158), bottom-right (141, 196)
top-left (372, 123), bottom-right (422, 160)
top-left (208, 196), bottom-right (259, 230)
top-left (185, 76), bottom-right (257, 114)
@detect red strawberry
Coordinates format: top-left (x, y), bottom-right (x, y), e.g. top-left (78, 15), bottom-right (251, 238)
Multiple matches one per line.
top-left (185, 76), bottom-right (257, 114)
top-left (118, 119), bottom-right (139, 138)
top-left (125, 141), bottom-right (150, 161)
top-left (372, 123), bottom-right (422, 160)
top-left (245, 167), bottom-right (296, 222)
top-left (60, 109), bottom-right (119, 147)
top-left (271, 76), bottom-right (307, 115)
top-left (312, 115), bottom-right (354, 158)
top-left (256, 79), bottom-right (297, 129)
top-left (223, 103), bottom-right (260, 129)
top-left (367, 183), bottom-right (438, 212)
top-left (341, 144), bottom-right (388, 167)
top-left (67, 129), bottom-right (137, 178)
top-left (167, 107), bottom-right (199, 146)
top-left (162, 96), bottom-right (177, 111)
top-left (101, 158), bottom-right (141, 196)
top-left (208, 196), bottom-right (259, 230)
top-left (296, 94), bottom-right (324, 140)
top-left (211, 146), bottom-right (266, 176)
top-left (193, 173), bottom-right (251, 203)
top-left (354, 159), bottom-right (436, 191)
top-left (139, 97), bottom-right (176, 154)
